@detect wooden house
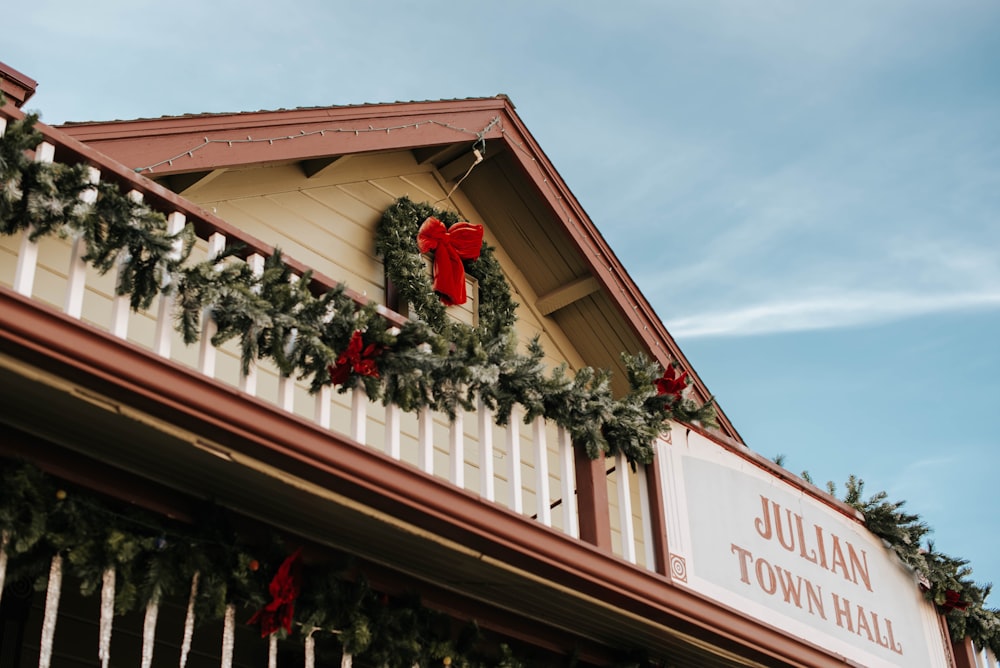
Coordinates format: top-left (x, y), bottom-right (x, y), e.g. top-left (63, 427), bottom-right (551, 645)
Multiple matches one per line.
top-left (0, 63), bottom-right (988, 668)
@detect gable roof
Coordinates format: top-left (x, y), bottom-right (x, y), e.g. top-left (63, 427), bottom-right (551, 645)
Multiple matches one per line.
top-left (60, 96), bottom-right (742, 444)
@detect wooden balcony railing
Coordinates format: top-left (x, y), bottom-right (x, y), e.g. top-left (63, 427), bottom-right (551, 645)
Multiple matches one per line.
top-left (0, 106), bottom-right (665, 573)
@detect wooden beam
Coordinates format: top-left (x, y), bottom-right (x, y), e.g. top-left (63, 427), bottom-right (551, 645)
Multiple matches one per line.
top-left (413, 142), bottom-right (466, 167)
top-left (300, 154), bottom-right (352, 179)
top-left (536, 275), bottom-right (600, 316)
top-left (162, 168), bottom-right (227, 195)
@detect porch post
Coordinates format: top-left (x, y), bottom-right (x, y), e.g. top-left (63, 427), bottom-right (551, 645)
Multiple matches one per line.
top-left (573, 445), bottom-right (612, 552)
top-left (644, 458), bottom-right (670, 577)
top-left (950, 636), bottom-right (977, 668)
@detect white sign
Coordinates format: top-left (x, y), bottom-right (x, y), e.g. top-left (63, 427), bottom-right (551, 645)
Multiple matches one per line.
top-left (658, 426), bottom-right (950, 668)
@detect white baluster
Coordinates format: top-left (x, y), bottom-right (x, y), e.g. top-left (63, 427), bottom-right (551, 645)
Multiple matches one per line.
top-left (278, 274), bottom-right (299, 411)
top-left (108, 189), bottom-right (144, 339)
top-left (153, 212), bottom-right (186, 357)
top-left (615, 452), bottom-right (636, 564)
top-left (558, 426), bottom-right (578, 539)
top-left (64, 166), bottom-right (101, 318)
top-left (13, 141), bottom-right (55, 297)
top-left (384, 403), bottom-right (401, 459)
top-left (198, 233), bottom-right (227, 377)
top-left (350, 387), bottom-right (366, 444)
top-left (314, 305), bottom-right (334, 427)
top-left (417, 407), bottom-right (433, 474)
top-left (637, 464), bottom-right (655, 569)
top-left (314, 386), bottom-right (331, 428)
top-left (507, 406), bottom-right (523, 514)
top-left (238, 253), bottom-right (265, 395)
top-left (449, 409), bottom-right (464, 488)
top-left (533, 416), bottom-right (551, 527)
top-left (478, 397), bottom-right (495, 502)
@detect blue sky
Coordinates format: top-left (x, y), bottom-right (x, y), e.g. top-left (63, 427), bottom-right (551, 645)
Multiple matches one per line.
top-left (6, 1), bottom-right (999, 603)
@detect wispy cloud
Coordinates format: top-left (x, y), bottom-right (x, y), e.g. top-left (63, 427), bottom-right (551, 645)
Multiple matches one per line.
top-left (666, 290), bottom-right (1000, 339)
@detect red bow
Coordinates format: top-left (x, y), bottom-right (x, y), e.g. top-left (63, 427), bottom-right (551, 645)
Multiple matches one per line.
top-left (656, 366), bottom-right (688, 400)
top-left (328, 330), bottom-right (382, 385)
top-left (416, 216), bottom-right (484, 306)
top-left (248, 548), bottom-right (302, 637)
top-left (940, 589), bottom-right (969, 612)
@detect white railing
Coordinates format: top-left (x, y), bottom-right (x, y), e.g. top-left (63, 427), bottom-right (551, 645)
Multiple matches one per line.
top-left (2, 220), bottom-right (583, 538)
top-left (0, 120), bottom-right (589, 548)
top-left (0, 113), bottom-right (681, 574)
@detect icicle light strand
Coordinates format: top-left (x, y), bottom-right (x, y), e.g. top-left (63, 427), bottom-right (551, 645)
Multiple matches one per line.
top-left (99, 567), bottom-right (115, 668)
top-left (141, 590), bottom-right (161, 668)
top-left (221, 603), bottom-right (236, 668)
top-left (304, 629), bottom-right (316, 668)
top-left (0, 530), bottom-right (8, 609)
top-left (39, 554), bottom-right (63, 668)
top-left (180, 571), bottom-right (200, 668)
top-left (135, 116), bottom-right (501, 174)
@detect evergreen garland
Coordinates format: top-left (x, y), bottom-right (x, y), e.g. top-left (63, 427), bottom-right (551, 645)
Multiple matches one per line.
top-left (3, 107), bottom-right (999, 658)
top-left (0, 458), bottom-right (615, 667)
top-left (0, 112), bottom-right (715, 465)
top-left (829, 476), bottom-right (1000, 655)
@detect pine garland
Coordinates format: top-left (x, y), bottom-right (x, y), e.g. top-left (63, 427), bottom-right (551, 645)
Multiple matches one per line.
top-left (6, 106), bottom-right (999, 657)
top-left (0, 458), bottom-right (636, 667)
top-left (0, 112), bottom-right (715, 465)
top-left (827, 477), bottom-right (1000, 655)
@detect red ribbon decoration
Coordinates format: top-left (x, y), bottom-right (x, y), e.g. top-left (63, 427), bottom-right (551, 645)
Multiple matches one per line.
top-left (248, 547), bottom-right (303, 637)
top-left (941, 589), bottom-right (969, 613)
top-left (416, 216), bottom-right (484, 306)
top-left (328, 330), bottom-right (382, 386)
top-left (655, 365), bottom-right (688, 400)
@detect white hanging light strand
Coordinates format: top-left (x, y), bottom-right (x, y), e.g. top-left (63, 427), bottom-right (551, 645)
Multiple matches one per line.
top-left (0, 530), bottom-right (8, 609)
top-left (221, 603), bottom-right (236, 668)
top-left (268, 634), bottom-right (278, 668)
top-left (135, 116), bottom-right (502, 174)
top-left (98, 567), bottom-right (116, 668)
top-left (304, 628), bottom-right (317, 668)
top-left (140, 589), bottom-right (161, 668)
top-left (341, 652), bottom-right (353, 668)
top-left (39, 553), bottom-right (64, 668)
top-left (179, 571), bottom-right (200, 668)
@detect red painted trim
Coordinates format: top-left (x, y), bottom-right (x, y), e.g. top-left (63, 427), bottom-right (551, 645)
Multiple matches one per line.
top-left (680, 421), bottom-right (865, 523)
top-left (645, 458), bottom-right (671, 578)
top-left (951, 636), bottom-right (977, 668)
top-left (574, 446), bottom-right (612, 552)
top-left (0, 61), bottom-right (37, 108)
top-left (0, 287), bottom-right (855, 667)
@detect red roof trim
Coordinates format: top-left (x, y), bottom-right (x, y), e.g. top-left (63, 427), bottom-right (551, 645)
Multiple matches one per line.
top-left (0, 61), bottom-right (38, 108)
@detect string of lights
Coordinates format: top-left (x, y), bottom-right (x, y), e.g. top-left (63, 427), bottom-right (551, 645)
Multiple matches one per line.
top-left (135, 115), bottom-right (503, 174)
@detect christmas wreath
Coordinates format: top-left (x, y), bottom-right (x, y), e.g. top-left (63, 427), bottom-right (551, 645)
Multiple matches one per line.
top-left (375, 196), bottom-right (517, 342)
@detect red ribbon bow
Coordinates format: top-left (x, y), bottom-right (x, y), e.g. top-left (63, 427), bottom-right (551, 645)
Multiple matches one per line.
top-left (328, 330), bottom-right (382, 386)
top-left (941, 589), bottom-right (969, 613)
top-left (416, 216), bottom-right (484, 306)
top-left (248, 548), bottom-right (303, 637)
top-left (655, 366), bottom-right (688, 400)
